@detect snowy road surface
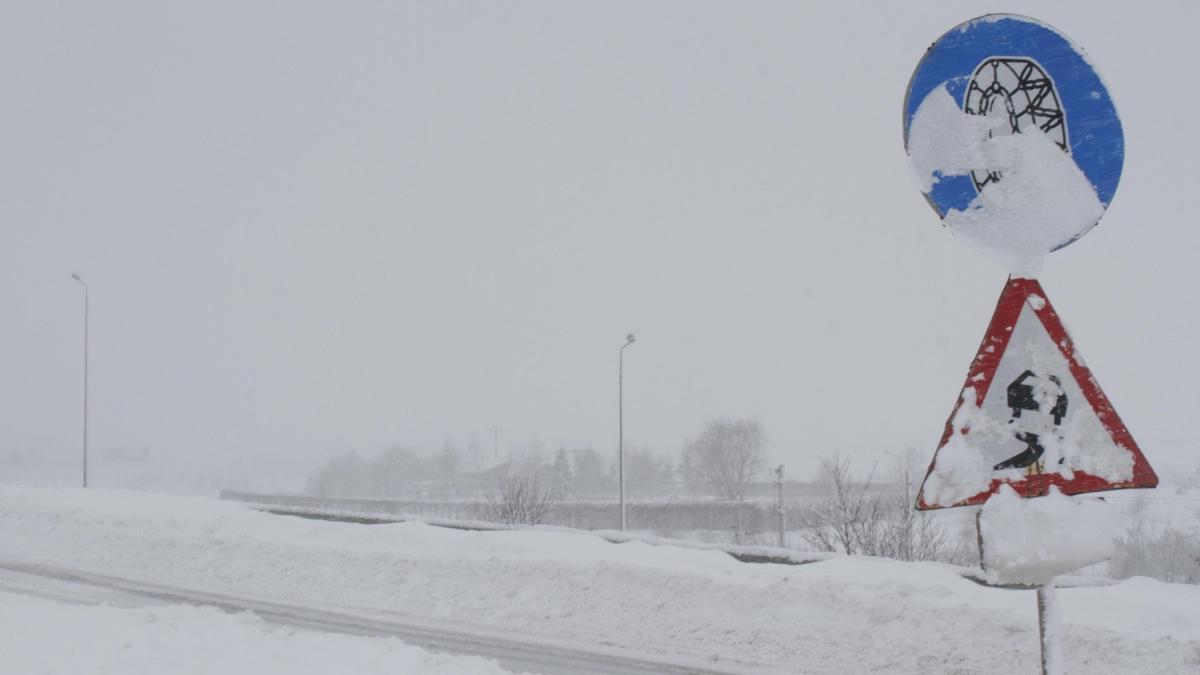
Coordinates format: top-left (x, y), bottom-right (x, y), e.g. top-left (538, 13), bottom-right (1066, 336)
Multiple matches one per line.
top-left (0, 562), bottom-right (730, 675)
top-left (0, 568), bottom-right (518, 675)
top-left (3, 486), bottom-right (1200, 673)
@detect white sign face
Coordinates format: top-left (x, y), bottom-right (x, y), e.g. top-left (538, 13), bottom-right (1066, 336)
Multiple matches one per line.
top-left (917, 279), bottom-right (1156, 509)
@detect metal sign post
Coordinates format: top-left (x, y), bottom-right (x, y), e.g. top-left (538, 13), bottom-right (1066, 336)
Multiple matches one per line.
top-left (1037, 582), bottom-right (1062, 675)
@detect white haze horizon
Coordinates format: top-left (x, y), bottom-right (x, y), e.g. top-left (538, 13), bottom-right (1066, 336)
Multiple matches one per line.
top-left (4, 1), bottom-right (1199, 494)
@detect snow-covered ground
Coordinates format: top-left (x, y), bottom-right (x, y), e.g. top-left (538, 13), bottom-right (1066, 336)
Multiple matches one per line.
top-left (0, 588), bottom-right (517, 675)
top-left (2, 485), bottom-right (1199, 673)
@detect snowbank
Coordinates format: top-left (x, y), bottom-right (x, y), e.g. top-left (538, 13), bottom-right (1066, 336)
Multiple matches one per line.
top-left (230, 497), bottom-right (833, 567)
top-left (1, 486), bottom-right (1198, 674)
top-left (980, 486), bottom-right (1116, 585)
top-left (0, 589), bottom-right (516, 675)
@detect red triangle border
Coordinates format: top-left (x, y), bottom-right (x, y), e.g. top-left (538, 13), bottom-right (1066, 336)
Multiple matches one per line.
top-left (916, 277), bottom-right (1158, 510)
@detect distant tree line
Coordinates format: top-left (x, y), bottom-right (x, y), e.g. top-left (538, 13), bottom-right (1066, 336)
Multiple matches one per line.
top-left (307, 441), bottom-right (685, 502)
top-left (306, 418), bottom-right (770, 502)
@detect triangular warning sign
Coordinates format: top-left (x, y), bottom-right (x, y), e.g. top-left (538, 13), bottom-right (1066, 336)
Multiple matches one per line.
top-left (916, 277), bottom-right (1157, 510)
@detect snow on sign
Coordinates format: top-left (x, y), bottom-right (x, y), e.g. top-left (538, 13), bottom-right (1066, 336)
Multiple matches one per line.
top-left (916, 278), bottom-right (1157, 510)
top-left (902, 15), bottom-right (1124, 277)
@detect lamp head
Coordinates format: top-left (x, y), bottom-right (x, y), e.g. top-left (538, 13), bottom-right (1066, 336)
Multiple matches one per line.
top-left (625, 333), bottom-right (637, 344)
top-left (71, 273), bottom-right (81, 281)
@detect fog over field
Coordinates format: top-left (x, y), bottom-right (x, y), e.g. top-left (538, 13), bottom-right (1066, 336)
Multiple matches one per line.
top-left (3, 1), bottom-right (1198, 492)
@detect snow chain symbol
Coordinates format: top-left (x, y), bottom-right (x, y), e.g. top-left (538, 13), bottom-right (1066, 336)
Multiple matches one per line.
top-left (964, 57), bottom-right (1069, 192)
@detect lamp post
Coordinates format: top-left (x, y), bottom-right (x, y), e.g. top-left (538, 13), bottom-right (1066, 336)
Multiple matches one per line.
top-left (71, 273), bottom-right (89, 488)
top-left (619, 332), bottom-right (636, 531)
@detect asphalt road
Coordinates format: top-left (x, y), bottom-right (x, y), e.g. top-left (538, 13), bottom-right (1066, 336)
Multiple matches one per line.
top-left (0, 560), bottom-right (748, 675)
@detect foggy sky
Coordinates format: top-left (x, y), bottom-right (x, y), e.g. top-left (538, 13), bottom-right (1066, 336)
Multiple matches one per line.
top-left (3, 1), bottom-right (1198, 489)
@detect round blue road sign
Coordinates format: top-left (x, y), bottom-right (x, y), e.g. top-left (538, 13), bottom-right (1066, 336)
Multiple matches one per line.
top-left (903, 14), bottom-right (1123, 251)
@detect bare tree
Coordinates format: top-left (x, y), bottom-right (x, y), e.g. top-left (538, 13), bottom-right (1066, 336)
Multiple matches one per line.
top-left (799, 454), bottom-right (881, 554)
top-left (436, 439), bottom-right (462, 495)
top-left (622, 445), bottom-right (676, 498)
top-left (874, 468), bottom-right (953, 562)
top-left (486, 474), bottom-right (555, 525)
top-left (1110, 494), bottom-right (1200, 583)
top-left (572, 447), bottom-right (608, 497)
top-left (551, 448), bottom-right (573, 500)
top-left (678, 442), bottom-right (700, 495)
top-left (799, 453), bottom-right (962, 562)
top-left (683, 418), bottom-right (767, 500)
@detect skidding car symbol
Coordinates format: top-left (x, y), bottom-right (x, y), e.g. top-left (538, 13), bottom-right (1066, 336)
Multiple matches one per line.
top-left (993, 370), bottom-right (1067, 471)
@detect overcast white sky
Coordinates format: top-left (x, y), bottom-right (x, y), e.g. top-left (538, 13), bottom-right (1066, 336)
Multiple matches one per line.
top-left (3, 1), bottom-right (1198, 488)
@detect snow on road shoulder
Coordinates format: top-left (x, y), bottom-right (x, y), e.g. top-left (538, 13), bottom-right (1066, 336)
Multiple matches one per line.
top-left (1, 486), bottom-right (1199, 674)
top-left (0, 589), bottom-right (516, 675)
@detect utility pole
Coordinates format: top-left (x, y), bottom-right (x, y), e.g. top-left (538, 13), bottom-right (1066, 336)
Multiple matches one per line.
top-left (488, 426), bottom-right (501, 459)
top-left (71, 273), bottom-right (89, 488)
top-left (775, 464), bottom-right (785, 548)
top-left (618, 333), bottom-right (636, 531)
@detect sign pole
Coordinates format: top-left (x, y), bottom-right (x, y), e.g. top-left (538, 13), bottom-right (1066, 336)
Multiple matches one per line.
top-left (974, 509), bottom-right (986, 572)
top-left (979, 506), bottom-right (1063, 675)
top-left (1037, 580), bottom-right (1062, 675)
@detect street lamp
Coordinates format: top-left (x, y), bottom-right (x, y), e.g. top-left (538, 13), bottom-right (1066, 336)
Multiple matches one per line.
top-left (71, 273), bottom-right (88, 488)
top-left (618, 332), bottom-right (636, 531)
